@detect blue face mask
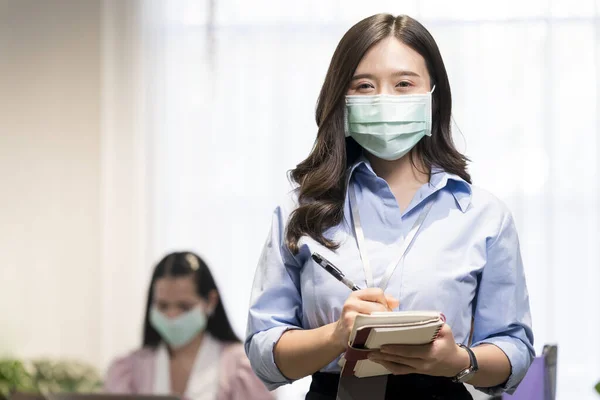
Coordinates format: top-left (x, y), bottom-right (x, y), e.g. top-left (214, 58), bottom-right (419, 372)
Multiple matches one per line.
top-left (344, 87), bottom-right (435, 161)
top-left (150, 306), bottom-right (207, 349)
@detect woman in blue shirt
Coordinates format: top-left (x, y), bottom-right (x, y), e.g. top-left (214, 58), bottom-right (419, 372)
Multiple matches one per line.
top-left (246, 13), bottom-right (534, 400)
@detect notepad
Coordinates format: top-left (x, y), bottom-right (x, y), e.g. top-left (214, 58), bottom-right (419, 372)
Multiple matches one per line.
top-left (340, 311), bottom-right (445, 378)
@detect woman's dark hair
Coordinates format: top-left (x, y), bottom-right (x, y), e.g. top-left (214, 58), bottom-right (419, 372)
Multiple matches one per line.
top-left (286, 14), bottom-right (471, 254)
top-left (142, 251), bottom-right (240, 347)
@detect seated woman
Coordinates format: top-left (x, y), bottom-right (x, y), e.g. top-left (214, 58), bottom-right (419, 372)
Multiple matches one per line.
top-left (105, 251), bottom-right (273, 400)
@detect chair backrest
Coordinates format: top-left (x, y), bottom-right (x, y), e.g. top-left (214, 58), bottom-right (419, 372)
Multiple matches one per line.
top-left (543, 345), bottom-right (557, 400)
top-left (502, 344), bottom-right (557, 400)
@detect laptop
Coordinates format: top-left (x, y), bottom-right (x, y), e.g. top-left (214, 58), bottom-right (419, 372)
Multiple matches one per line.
top-left (11, 394), bottom-right (179, 400)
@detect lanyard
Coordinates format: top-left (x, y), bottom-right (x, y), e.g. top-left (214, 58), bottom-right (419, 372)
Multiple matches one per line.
top-left (348, 183), bottom-right (436, 291)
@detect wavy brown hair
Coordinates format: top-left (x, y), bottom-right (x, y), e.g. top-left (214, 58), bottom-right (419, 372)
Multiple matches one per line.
top-left (285, 14), bottom-right (471, 254)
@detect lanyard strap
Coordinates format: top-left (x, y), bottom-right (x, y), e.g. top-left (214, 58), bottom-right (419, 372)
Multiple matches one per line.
top-left (349, 183), bottom-right (436, 291)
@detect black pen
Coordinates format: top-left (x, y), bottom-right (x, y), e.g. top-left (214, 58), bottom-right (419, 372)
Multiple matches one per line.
top-left (311, 252), bottom-right (361, 291)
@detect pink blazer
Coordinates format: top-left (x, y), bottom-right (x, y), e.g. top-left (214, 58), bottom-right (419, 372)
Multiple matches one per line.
top-left (104, 342), bottom-right (274, 400)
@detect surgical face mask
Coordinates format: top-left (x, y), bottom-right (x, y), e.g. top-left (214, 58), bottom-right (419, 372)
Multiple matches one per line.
top-left (344, 87), bottom-right (435, 161)
top-left (150, 306), bottom-right (207, 349)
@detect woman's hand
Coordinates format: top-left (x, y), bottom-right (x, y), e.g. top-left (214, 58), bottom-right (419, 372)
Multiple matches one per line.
top-left (367, 323), bottom-right (470, 378)
top-left (274, 288), bottom-right (398, 380)
top-left (330, 288), bottom-right (399, 352)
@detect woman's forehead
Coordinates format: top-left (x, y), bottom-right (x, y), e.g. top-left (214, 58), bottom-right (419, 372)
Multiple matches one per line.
top-left (354, 37), bottom-right (427, 78)
top-left (154, 276), bottom-right (199, 299)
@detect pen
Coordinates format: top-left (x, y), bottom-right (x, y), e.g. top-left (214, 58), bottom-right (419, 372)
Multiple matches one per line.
top-left (311, 252), bottom-right (361, 291)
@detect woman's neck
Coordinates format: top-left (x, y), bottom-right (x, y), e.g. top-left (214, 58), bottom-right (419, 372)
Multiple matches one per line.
top-left (366, 151), bottom-right (430, 212)
top-left (365, 151), bottom-right (430, 189)
top-left (168, 331), bottom-right (205, 360)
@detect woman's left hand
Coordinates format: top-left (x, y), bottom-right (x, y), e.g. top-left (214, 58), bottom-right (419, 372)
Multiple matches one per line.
top-left (367, 324), bottom-right (470, 378)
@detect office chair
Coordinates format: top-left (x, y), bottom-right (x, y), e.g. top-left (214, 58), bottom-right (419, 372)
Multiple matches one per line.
top-left (499, 344), bottom-right (557, 400)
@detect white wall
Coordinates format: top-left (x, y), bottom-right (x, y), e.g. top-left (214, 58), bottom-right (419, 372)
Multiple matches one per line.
top-left (0, 0), bottom-right (149, 372)
top-left (0, 0), bottom-right (103, 363)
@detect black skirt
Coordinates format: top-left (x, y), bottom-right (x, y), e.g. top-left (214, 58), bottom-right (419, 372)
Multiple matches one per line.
top-left (306, 372), bottom-right (474, 400)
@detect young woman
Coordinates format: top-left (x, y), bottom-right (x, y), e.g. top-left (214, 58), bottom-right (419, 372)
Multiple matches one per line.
top-left (246, 14), bottom-right (534, 400)
top-left (105, 252), bottom-right (273, 400)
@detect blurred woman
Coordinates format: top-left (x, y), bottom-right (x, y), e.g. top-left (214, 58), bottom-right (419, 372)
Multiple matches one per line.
top-left (105, 251), bottom-right (273, 400)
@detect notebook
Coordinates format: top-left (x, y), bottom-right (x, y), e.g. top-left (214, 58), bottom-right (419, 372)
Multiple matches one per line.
top-left (340, 311), bottom-right (444, 378)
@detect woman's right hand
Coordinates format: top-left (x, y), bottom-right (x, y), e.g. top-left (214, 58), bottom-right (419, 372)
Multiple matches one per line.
top-left (330, 288), bottom-right (400, 351)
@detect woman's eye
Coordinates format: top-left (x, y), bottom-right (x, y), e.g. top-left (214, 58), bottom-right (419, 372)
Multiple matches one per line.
top-left (397, 81), bottom-right (412, 88)
top-left (357, 83), bottom-right (374, 90)
top-left (156, 302), bottom-right (169, 311)
top-left (179, 303), bottom-right (194, 312)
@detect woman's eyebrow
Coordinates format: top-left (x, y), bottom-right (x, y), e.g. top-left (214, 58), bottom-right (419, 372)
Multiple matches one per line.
top-left (351, 70), bottom-right (420, 81)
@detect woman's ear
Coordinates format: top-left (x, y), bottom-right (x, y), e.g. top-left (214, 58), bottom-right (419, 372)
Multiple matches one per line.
top-left (207, 289), bottom-right (219, 316)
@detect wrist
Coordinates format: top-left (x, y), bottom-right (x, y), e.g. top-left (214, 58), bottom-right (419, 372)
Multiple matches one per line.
top-left (452, 344), bottom-right (472, 376)
top-left (326, 322), bottom-right (347, 355)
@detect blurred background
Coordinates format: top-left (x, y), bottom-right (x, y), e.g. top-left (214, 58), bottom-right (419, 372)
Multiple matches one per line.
top-left (0, 0), bottom-right (599, 399)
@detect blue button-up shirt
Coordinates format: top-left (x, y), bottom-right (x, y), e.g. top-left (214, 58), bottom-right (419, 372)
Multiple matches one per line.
top-left (246, 156), bottom-right (534, 395)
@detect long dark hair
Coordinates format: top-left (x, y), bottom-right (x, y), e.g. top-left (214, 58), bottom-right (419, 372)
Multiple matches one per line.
top-left (142, 251), bottom-right (240, 347)
top-left (286, 14), bottom-right (471, 254)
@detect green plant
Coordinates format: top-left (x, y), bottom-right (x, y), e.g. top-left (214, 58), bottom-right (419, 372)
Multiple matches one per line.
top-left (595, 380), bottom-right (600, 395)
top-left (0, 359), bottom-right (34, 399)
top-left (0, 358), bottom-right (102, 399)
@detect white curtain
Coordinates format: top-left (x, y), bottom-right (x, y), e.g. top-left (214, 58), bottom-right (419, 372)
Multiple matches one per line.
top-left (143, 1), bottom-right (600, 399)
top-left (99, 0), bottom-right (153, 370)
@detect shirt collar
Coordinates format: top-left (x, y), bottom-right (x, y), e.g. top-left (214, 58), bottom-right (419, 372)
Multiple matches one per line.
top-left (347, 154), bottom-right (472, 213)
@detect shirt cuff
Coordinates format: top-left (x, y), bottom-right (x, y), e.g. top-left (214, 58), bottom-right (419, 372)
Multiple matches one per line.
top-left (471, 336), bottom-right (534, 396)
top-left (245, 325), bottom-right (301, 391)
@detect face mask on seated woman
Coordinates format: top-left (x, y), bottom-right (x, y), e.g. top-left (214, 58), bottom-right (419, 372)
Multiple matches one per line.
top-left (150, 305), bottom-right (209, 349)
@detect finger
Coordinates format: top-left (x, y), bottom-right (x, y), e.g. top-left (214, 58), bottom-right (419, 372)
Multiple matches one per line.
top-left (348, 299), bottom-right (389, 314)
top-left (370, 360), bottom-right (416, 376)
top-left (380, 343), bottom-right (432, 359)
top-left (368, 352), bottom-right (423, 370)
top-left (438, 323), bottom-right (453, 337)
top-left (340, 309), bottom-right (359, 327)
top-left (384, 294), bottom-right (400, 309)
top-left (354, 288), bottom-right (390, 310)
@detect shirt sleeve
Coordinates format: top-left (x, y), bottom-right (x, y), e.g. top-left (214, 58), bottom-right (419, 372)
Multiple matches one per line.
top-left (244, 202), bottom-right (303, 391)
top-left (471, 209), bottom-right (535, 395)
top-left (222, 344), bottom-right (276, 400)
top-left (104, 354), bottom-right (135, 394)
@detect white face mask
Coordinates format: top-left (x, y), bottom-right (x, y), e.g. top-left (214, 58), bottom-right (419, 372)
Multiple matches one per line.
top-left (344, 86), bottom-right (435, 161)
top-left (150, 306), bottom-right (207, 349)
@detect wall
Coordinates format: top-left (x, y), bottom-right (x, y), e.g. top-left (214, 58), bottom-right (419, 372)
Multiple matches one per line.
top-left (0, 0), bottom-right (103, 364)
top-left (0, 0), bottom-right (154, 372)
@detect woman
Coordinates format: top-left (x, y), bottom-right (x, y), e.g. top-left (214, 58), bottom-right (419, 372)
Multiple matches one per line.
top-left (246, 14), bottom-right (534, 400)
top-left (105, 252), bottom-right (273, 400)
